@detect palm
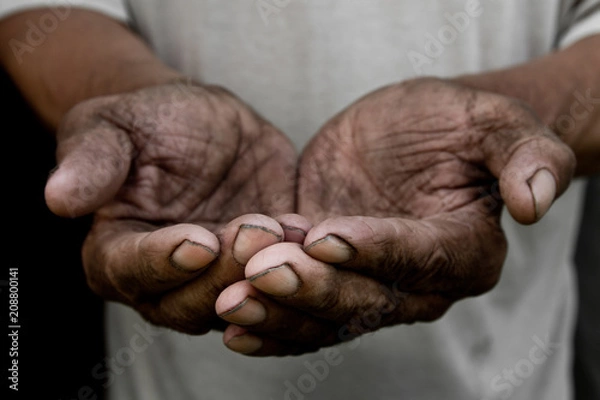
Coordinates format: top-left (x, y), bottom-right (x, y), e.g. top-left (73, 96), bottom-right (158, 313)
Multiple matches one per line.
top-left (300, 79), bottom-right (504, 220)
top-left (88, 84), bottom-right (296, 230)
top-left (298, 79), bottom-right (523, 297)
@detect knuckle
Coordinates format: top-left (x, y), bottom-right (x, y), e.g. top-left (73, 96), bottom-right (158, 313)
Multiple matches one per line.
top-left (141, 296), bottom-right (214, 335)
top-left (82, 238), bottom-right (132, 302)
top-left (390, 294), bottom-right (451, 325)
top-left (105, 263), bottom-right (145, 304)
top-left (467, 262), bottom-right (503, 296)
top-left (302, 273), bottom-right (361, 323)
top-left (83, 265), bottom-right (112, 298)
top-left (418, 298), bottom-right (452, 323)
top-left (339, 282), bottom-right (398, 333)
top-left (465, 229), bottom-right (506, 296)
top-left (378, 236), bottom-right (407, 281)
top-left (420, 243), bottom-right (454, 285)
top-left (313, 277), bottom-right (343, 315)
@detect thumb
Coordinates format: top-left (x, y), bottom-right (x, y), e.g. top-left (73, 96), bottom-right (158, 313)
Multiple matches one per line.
top-left (45, 104), bottom-right (132, 217)
top-left (482, 124), bottom-right (576, 225)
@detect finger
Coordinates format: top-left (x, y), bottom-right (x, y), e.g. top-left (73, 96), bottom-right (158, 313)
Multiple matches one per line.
top-left (303, 213), bottom-right (506, 297)
top-left (222, 325), bottom-right (327, 357)
top-left (82, 220), bottom-right (220, 304)
top-left (275, 213), bottom-right (313, 243)
top-left (245, 243), bottom-right (452, 328)
top-left (45, 96), bottom-right (131, 217)
top-left (228, 214), bottom-right (286, 265)
top-left (140, 214), bottom-right (285, 334)
top-left (477, 102), bottom-right (576, 224)
top-left (216, 280), bottom-right (337, 342)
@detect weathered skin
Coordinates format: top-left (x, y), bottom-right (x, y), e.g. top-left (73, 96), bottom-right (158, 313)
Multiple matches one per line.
top-left (47, 82), bottom-right (298, 334)
top-left (216, 78), bottom-right (574, 356)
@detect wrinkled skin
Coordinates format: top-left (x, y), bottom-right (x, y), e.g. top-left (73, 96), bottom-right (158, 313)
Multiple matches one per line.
top-left (216, 78), bottom-right (575, 356)
top-left (46, 82), bottom-right (299, 334)
top-left (47, 78), bottom-right (575, 352)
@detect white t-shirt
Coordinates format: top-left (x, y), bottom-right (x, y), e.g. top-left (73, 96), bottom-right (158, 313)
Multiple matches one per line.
top-left (2, 1), bottom-right (599, 399)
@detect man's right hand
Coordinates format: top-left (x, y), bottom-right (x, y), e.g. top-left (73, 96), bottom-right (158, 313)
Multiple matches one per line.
top-left (44, 82), bottom-right (299, 334)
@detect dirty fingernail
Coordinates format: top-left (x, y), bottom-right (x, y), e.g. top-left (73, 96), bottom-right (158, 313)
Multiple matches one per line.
top-left (305, 235), bottom-right (356, 264)
top-left (171, 240), bottom-right (218, 273)
top-left (281, 224), bottom-right (308, 244)
top-left (528, 169), bottom-right (556, 221)
top-left (219, 297), bottom-right (267, 325)
top-left (249, 264), bottom-right (300, 297)
top-left (226, 333), bottom-right (263, 354)
top-left (233, 224), bottom-right (282, 265)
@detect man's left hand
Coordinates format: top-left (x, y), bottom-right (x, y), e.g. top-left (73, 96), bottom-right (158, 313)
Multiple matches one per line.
top-left (216, 78), bottom-right (576, 355)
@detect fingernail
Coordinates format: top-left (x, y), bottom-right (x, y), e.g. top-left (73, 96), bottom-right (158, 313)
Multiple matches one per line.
top-left (249, 264), bottom-right (300, 297)
top-left (305, 235), bottom-right (356, 264)
top-left (281, 224), bottom-right (307, 244)
top-left (528, 169), bottom-right (556, 221)
top-left (219, 297), bottom-right (267, 325)
top-left (233, 224), bottom-right (282, 265)
top-left (226, 333), bottom-right (263, 354)
top-left (170, 240), bottom-right (218, 273)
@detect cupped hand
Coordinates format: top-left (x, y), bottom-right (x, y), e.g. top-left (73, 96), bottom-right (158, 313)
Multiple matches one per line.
top-left (217, 77), bottom-right (575, 355)
top-left (44, 82), bottom-right (298, 334)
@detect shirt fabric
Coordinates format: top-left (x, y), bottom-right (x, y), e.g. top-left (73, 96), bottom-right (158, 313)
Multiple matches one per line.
top-left (1, 1), bottom-right (599, 399)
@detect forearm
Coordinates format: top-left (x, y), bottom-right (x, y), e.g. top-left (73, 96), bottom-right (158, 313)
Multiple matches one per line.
top-left (455, 34), bottom-right (600, 175)
top-left (0, 8), bottom-right (182, 129)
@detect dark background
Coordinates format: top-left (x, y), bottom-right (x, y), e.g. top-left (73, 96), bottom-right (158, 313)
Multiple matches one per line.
top-left (1, 67), bottom-right (105, 399)
top-left (0, 66), bottom-right (598, 399)
top-left (573, 175), bottom-right (600, 400)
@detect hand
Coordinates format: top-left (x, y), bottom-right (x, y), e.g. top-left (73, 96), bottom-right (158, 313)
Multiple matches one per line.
top-left (44, 82), bottom-right (298, 334)
top-left (216, 77), bottom-right (575, 355)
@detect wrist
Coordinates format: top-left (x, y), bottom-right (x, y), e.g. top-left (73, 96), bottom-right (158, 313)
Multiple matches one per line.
top-left (0, 8), bottom-right (185, 129)
top-left (449, 35), bottom-right (600, 174)
top-left (78, 59), bottom-right (184, 108)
